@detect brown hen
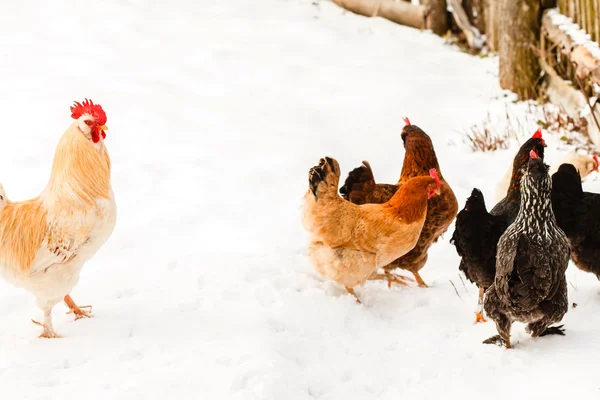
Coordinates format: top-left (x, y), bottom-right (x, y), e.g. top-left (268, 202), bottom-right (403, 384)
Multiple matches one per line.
top-left (339, 119), bottom-right (458, 287)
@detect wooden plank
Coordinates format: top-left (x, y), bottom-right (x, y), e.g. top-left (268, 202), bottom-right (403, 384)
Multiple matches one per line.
top-left (595, 0), bottom-right (600, 44)
top-left (586, 0), bottom-right (592, 35)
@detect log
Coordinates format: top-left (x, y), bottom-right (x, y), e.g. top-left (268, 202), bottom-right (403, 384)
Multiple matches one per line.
top-left (542, 10), bottom-right (600, 85)
top-left (331, 0), bottom-right (427, 29)
top-left (498, 0), bottom-right (541, 99)
top-left (447, 0), bottom-right (484, 49)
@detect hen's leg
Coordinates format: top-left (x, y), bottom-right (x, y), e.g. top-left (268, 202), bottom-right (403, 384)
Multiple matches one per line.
top-left (345, 287), bottom-right (361, 304)
top-left (475, 287), bottom-right (487, 323)
top-left (369, 271), bottom-right (413, 288)
top-left (32, 309), bottom-right (59, 339)
top-left (483, 289), bottom-right (511, 348)
top-left (486, 315), bottom-right (511, 349)
top-left (411, 271), bottom-right (428, 288)
top-left (64, 294), bottom-right (93, 320)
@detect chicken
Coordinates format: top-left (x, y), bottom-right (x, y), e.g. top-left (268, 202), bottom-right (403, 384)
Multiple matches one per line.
top-left (450, 130), bottom-right (546, 323)
top-left (495, 152), bottom-right (598, 203)
top-left (0, 99), bottom-right (116, 338)
top-left (551, 163), bottom-right (600, 279)
top-left (302, 156), bottom-right (441, 302)
top-left (483, 151), bottom-right (569, 349)
top-left (339, 118), bottom-right (457, 287)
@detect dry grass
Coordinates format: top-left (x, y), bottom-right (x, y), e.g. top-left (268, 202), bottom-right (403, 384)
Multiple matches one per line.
top-left (464, 101), bottom-right (595, 153)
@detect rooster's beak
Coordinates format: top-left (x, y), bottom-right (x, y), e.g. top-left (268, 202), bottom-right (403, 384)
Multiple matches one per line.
top-left (98, 125), bottom-right (108, 132)
top-left (436, 187), bottom-right (441, 195)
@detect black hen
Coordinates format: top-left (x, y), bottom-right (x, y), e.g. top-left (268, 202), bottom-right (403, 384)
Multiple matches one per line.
top-left (551, 163), bottom-right (600, 279)
top-left (450, 130), bottom-right (546, 322)
top-left (483, 153), bottom-right (569, 349)
top-left (452, 189), bottom-right (508, 319)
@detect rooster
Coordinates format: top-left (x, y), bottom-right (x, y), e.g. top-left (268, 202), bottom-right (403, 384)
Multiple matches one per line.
top-left (495, 152), bottom-right (598, 202)
top-left (339, 118), bottom-right (457, 287)
top-left (0, 99), bottom-right (116, 338)
top-left (302, 157), bottom-right (440, 302)
top-left (450, 129), bottom-right (546, 323)
top-left (483, 151), bottom-right (569, 349)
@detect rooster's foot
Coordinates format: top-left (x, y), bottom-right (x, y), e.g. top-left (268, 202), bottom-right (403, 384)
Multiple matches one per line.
top-left (64, 294), bottom-right (93, 321)
top-left (31, 319), bottom-right (60, 339)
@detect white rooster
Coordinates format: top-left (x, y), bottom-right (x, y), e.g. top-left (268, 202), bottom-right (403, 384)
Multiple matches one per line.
top-left (0, 99), bottom-right (117, 338)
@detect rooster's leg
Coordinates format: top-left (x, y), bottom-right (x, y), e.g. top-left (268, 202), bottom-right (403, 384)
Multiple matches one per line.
top-left (475, 287), bottom-right (487, 323)
top-left (32, 309), bottom-right (60, 339)
top-left (345, 287), bottom-right (361, 304)
top-left (369, 271), bottom-right (413, 288)
top-left (411, 271), bottom-right (428, 288)
top-left (64, 294), bottom-right (93, 320)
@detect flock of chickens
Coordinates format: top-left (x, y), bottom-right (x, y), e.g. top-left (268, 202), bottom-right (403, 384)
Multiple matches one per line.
top-left (302, 119), bottom-right (600, 349)
top-left (1, 99), bottom-right (599, 347)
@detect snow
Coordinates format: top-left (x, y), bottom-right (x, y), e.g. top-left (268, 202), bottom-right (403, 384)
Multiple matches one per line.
top-left (0, 1), bottom-right (599, 399)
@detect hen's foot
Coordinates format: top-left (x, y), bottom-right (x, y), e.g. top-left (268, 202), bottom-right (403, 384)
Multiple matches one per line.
top-left (411, 272), bottom-right (428, 288)
top-left (64, 295), bottom-right (93, 321)
top-left (370, 272), bottom-right (413, 288)
top-left (474, 312), bottom-right (487, 324)
top-left (539, 325), bottom-right (565, 337)
top-left (345, 287), bottom-right (361, 304)
top-left (483, 335), bottom-right (511, 349)
top-left (31, 319), bottom-right (60, 339)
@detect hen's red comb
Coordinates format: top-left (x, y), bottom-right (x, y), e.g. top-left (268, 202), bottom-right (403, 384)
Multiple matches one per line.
top-left (594, 155), bottom-right (598, 166)
top-left (403, 117), bottom-right (411, 126)
top-left (529, 150), bottom-right (538, 159)
top-left (429, 168), bottom-right (440, 187)
top-left (70, 99), bottom-right (107, 125)
top-left (532, 129), bottom-right (543, 139)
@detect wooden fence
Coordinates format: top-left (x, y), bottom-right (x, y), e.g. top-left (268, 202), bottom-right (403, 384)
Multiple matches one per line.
top-left (558, 0), bottom-right (600, 44)
top-left (540, 6), bottom-right (600, 144)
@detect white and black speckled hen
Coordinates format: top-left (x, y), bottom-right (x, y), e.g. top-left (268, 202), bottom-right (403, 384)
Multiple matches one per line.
top-left (450, 130), bottom-right (546, 323)
top-left (483, 151), bottom-right (570, 349)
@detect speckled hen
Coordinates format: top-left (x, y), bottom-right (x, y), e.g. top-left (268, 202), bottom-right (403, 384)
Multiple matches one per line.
top-left (483, 151), bottom-right (569, 349)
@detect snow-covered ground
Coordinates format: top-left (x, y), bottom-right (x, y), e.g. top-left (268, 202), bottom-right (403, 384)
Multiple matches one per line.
top-left (1, 1), bottom-right (600, 399)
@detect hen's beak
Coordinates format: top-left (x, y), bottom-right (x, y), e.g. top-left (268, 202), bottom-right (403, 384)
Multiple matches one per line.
top-left (435, 187), bottom-right (441, 195)
top-left (98, 125), bottom-right (108, 132)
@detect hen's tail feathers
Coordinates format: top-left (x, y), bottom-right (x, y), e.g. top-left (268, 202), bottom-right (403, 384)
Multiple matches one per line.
top-left (339, 161), bottom-right (375, 203)
top-left (464, 188), bottom-right (487, 213)
top-left (308, 157), bottom-right (341, 199)
top-left (539, 325), bottom-right (565, 336)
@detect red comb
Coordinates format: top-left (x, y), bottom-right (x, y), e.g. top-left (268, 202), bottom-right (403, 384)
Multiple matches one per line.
top-left (403, 117), bottom-right (411, 126)
top-left (529, 150), bottom-right (538, 159)
top-left (429, 168), bottom-right (440, 187)
top-left (594, 155), bottom-right (598, 166)
top-left (532, 129), bottom-right (542, 139)
top-left (70, 98), bottom-right (107, 125)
